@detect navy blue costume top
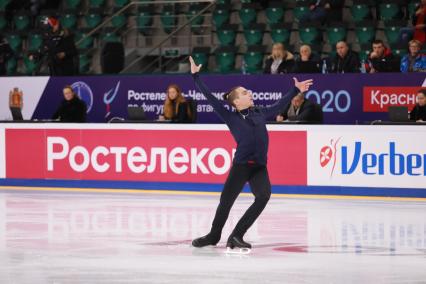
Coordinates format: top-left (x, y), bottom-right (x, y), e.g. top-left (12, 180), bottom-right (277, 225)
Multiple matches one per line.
top-left (193, 73), bottom-right (300, 165)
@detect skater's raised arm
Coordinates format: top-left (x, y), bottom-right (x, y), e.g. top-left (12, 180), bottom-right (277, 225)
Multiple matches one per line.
top-left (260, 77), bottom-right (314, 119)
top-left (189, 56), bottom-right (231, 122)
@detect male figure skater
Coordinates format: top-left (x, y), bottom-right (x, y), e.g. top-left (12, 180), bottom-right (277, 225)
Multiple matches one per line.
top-left (189, 56), bottom-right (313, 251)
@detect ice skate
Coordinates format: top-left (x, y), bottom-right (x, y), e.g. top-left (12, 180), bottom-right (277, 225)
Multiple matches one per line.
top-left (192, 234), bottom-right (220, 248)
top-left (225, 236), bottom-right (252, 254)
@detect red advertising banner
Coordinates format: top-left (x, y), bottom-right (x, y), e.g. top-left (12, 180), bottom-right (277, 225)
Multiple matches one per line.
top-left (5, 129), bottom-right (307, 186)
top-left (363, 87), bottom-right (420, 112)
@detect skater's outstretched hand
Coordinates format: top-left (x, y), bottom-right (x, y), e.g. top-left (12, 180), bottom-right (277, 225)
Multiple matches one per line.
top-left (293, 77), bottom-right (314, 93)
top-left (189, 56), bottom-right (202, 74)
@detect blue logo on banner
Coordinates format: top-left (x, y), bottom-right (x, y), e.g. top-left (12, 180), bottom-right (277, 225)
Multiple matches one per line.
top-left (71, 81), bottom-right (94, 113)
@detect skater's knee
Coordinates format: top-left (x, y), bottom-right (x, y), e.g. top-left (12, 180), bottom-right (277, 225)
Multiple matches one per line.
top-left (256, 191), bottom-right (271, 204)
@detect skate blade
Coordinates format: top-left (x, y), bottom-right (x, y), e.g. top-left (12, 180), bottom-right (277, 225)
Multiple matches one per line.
top-left (225, 247), bottom-right (251, 255)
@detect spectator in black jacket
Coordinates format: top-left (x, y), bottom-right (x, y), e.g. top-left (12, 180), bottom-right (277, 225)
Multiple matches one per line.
top-left (366, 40), bottom-right (399, 73)
top-left (410, 89), bottom-right (426, 122)
top-left (263, 43), bottom-right (295, 74)
top-left (276, 93), bottom-right (322, 123)
top-left (29, 16), bottom-right (78, 76)
top-left (331, 41), bottom-right (360, 73)
top-left (52, 85), bottom-right (87, 122)
top-left (0, 34), bottom-right (13, 76)
top-left (293, 45), bottom-right (321, 73)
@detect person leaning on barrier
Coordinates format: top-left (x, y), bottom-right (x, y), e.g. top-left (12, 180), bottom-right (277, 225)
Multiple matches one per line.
top-left (263, 43), bottom-right (295, 74)
top-left (52, 85), bottom-right (87, 122)
top-left (410, 89), bottom-right (426, 122)
top-left (159, 84), bottom-right (193, 123)
top-left (276, 92), bottom-right (323, 123)
top-left (400, 40), bottom-right (426, 72)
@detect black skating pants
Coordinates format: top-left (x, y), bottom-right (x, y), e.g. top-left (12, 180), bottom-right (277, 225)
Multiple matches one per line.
top-left (210, 163), bottom-right (271, 239)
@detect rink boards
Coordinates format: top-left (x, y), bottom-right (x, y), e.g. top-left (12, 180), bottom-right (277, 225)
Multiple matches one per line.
top-left (0, 123), bottom-right (425, 198)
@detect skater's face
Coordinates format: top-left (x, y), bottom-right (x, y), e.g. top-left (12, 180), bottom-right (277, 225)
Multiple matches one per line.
top-left (234, 87), bottom-right (254, 110)
top-left (63, 87), bottom-right (75, 101)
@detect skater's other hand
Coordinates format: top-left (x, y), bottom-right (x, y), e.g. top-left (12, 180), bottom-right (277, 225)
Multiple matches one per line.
top-left (293, 77), bottom-right (313, 93)
top-left (189, 56), bottom-right (202, 74)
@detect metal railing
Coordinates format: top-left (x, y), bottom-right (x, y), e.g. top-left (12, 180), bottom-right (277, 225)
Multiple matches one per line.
top-left (76, 0), bottom-right (216, 74)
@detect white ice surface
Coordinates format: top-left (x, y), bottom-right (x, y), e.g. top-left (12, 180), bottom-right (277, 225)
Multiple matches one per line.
top-left (0, 190), bottom-right (425, 284)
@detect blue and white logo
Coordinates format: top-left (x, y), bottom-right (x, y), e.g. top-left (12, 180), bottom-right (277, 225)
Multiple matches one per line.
top-left (71, 81), bottom-right (94, 113)
top-left (103, 81), bottom-right (120, 118)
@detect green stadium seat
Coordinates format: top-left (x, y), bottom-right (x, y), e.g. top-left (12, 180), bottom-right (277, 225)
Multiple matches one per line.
top-left (239, 3), bottom-right (257, 28)
top-left (0, 12), bottom-right (7, 30)
top-left (88, 0), bottom-right (105, 8)
top-left (244, 45), bottom-right (265, 73)
top-left (60, 11), bottom-right (77, 29)
top-left (27, 31), bottom-right (43, 52)
top-left (215, 46), bottom-right (236, 73)
top-left (192, 46), bottom-right (210, 71)
top-left (358, 43), bottom-right (371, 61)
top-left (355, 21), bottom-right (376, 44)
top-left (23, 57), bottom-right (38, 75)
top-left (408, 1), bottom-right (418, 18)
top-left (85, 9), bottom-right (103, 29)
top-left (13, 12), bottom-right (30, 31)
top-left (79, 54), bottom-right (91, 74)
top-left (266, 3), bottom-right (284, 26)
top-left (299, 22), bottom-right (321, 45)
top-left (113, 0), bottom-right (129, 8)
top-left (384, 20), bottom-right (405, 46)
top-left (350, 0), bottom-right (372, 22)
top-left (75, 30), bottom-right (95, 50)
top-left (161, 6), bottom-right (177, 34)
top-left (216, 24), bottom-right (237, 46)
top-left (187, 5), bottom-right (205, 33)
top-left (243, 23), bottom-right (265, 46)
top-left (326, 23), bottom-right (347, 45)
top-left (0, 0), bottom-right (11, 11)
top-left (111, 10), bottom-right (127, 29)
top-left (216, 0), bottom-right (231, 4)
top-left (101, 29), bottom-right (120, 43)
top-left (6, 32), bottom-right (22, 52)
top-left (213, 4), bottom-right (230, 28)
top-left (270, 23), bottom-right (291, 44)
top-left (64, 0), bottom-right (81, 9)
top-left (293, 4), bottom-right (309, 21)
top-left (6, 57), bottom-right (17, 75)
top-left (137, 7), bottom-right (153, 35)
top-left (379, 1), bottom-right (402, 20)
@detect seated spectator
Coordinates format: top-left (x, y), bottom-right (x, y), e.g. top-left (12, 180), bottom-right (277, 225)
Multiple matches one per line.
top-left (292, 45), bottom-right (321, 73)
top-left (401, 40), bottom-right (426, 72)
top-left (276, 93), bottom-right (322, 123)
top-left (52, 85), bottom-right (87, 122)
top-left (400, 0), bottom-right (426, 44)
top-left (366, 40), bottom-right (399, 73)
top-left (263, 43), bottom-right (295, 74)
top-left (330, 41), bottom-right (361, 73)
top-left (159, 84), bottom-right (193, 123)
top-left (410, 89), bottom-right (426, 122)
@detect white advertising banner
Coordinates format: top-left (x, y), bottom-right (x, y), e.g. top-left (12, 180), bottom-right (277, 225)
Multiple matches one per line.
top-left (307, 126), bottom-right (426, 189)
top-left (0, 77), bottom-right (49, 120)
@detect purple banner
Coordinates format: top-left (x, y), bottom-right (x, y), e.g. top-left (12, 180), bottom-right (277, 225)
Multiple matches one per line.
top-left (32, 73), bottom-right (426, 124)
